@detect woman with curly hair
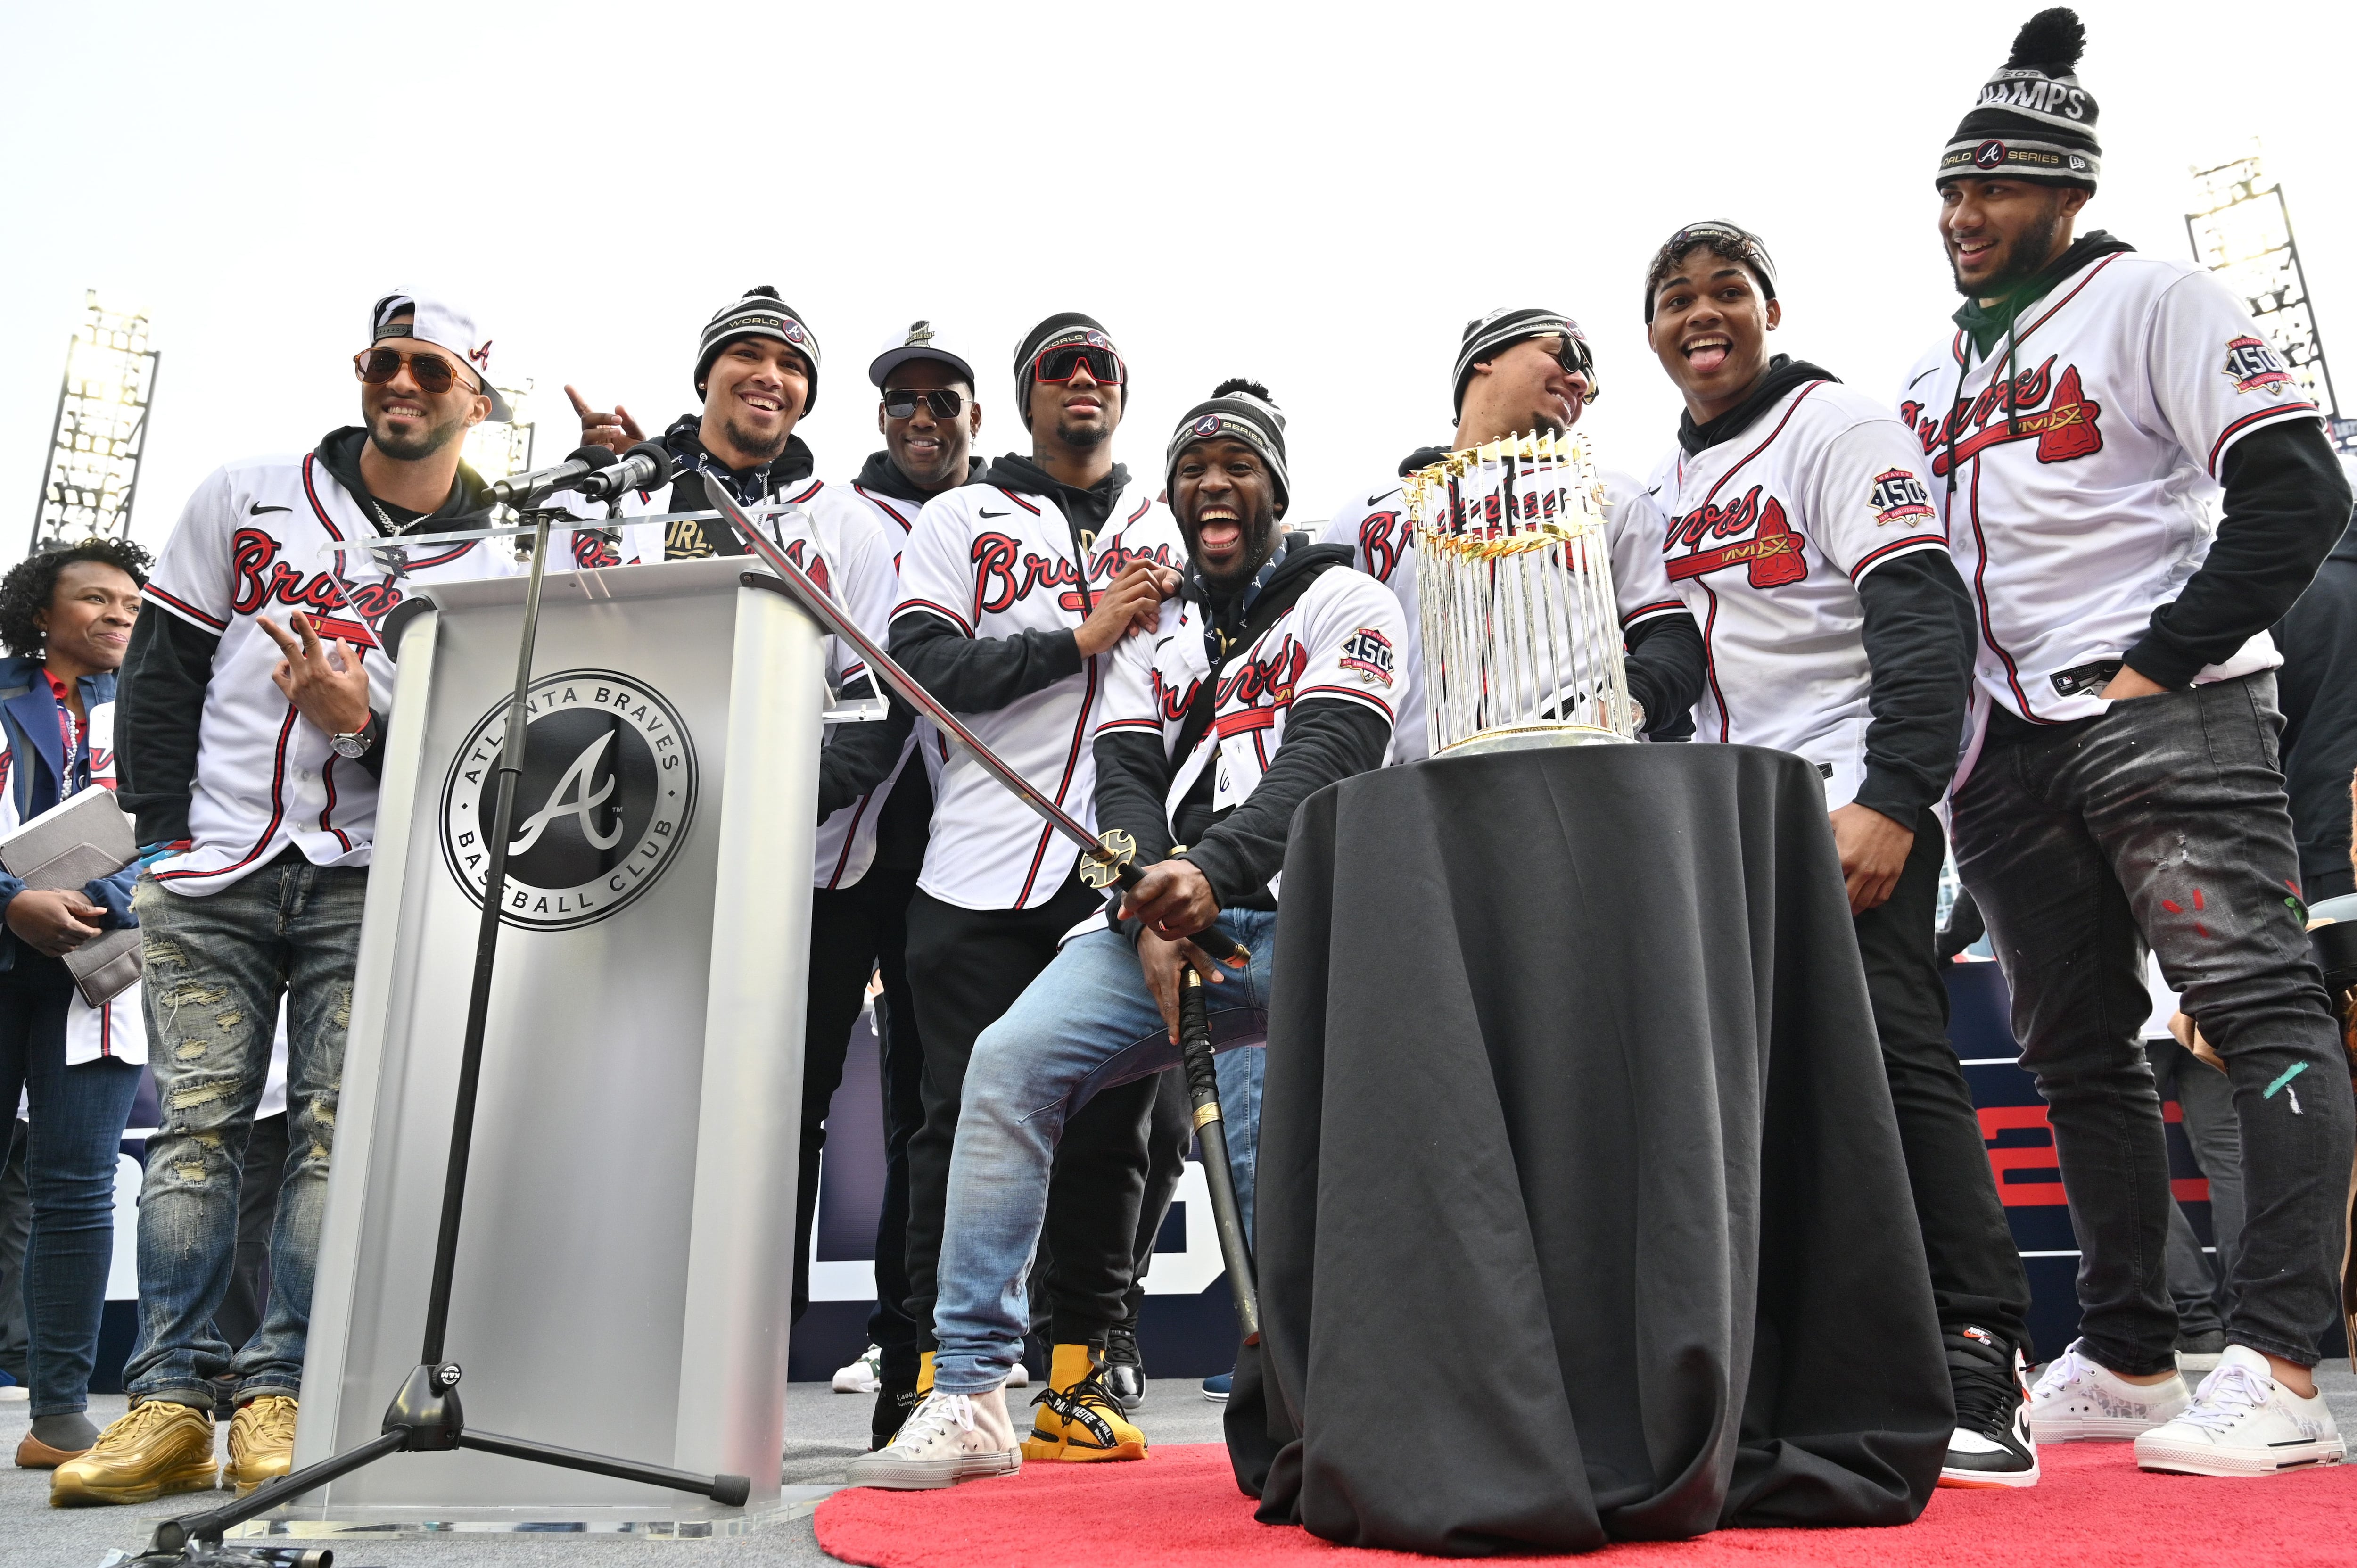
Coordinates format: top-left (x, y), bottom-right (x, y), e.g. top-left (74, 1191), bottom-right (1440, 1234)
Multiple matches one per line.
top-left (0, 535), bottom-right (151, 1468)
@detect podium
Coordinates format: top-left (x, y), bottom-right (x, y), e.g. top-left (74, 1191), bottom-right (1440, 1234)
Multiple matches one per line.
top-left (288, 553), bottom-right (828, 1531)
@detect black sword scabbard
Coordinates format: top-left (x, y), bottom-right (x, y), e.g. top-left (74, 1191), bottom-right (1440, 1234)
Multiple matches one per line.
top-left (1178, 966), bottom-right (1261, 1343)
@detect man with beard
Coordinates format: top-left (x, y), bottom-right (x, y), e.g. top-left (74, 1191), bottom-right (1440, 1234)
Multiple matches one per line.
top-left (1321, 309), bottom-right (1705, 760)
top-left (1899, 8), bottom-right (2351, 1477)
top-left (850, 380), bottom-right (1401, 1489)
top-left (69, 295), bottom-right (522, 1505)
top-left (567, 289), bottom-right (909, 1349)
top-left (1643, 220), bottom-right (2041, 1489)
top-left (878, 314), bottom-right (1181, 1453)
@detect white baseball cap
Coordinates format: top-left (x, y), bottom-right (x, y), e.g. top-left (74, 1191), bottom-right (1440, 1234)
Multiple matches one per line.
top-left (369, 290), bottom-right (513, 421)
top-left (869, 320), bottom-right (978, 392)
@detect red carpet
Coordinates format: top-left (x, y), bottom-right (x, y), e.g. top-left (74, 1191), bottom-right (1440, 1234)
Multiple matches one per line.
top-left (815, 1443), bottom-right (2356, 1567)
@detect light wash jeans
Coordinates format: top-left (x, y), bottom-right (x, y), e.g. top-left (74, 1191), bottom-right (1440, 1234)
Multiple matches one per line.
top-left (124, 855), bottom-right (367, 1408)
top-left (932, 908), bottom-right (1276, 1395)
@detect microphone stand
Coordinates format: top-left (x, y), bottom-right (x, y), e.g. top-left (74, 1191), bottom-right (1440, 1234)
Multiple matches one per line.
top-left (134, 507), bottom-right (750, 1566)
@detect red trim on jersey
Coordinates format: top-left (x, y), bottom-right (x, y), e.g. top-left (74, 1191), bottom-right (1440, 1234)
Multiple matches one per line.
top-left (2208, 403), bottom-right (2319, 475)
top-left (319, 755), bottom-right (354, 852)
top-left (998, 488), bottom-right (1042, 515)
top-left (154, 706), bottom-right (300, 883)
top-left (895, 598), bottom-right (974, 636)
top-left (99, 998), bottom-right (112, 1056)
top-left (1125, 497), bottom-right (1150, 527)
top-left (854, 487), bottom-right (916, 532)
top-left (299, 454), bottom-right (349, 541)
top-left (1213, 707), bottom-right (1279, 739)
top-left (821, 789), bottom-right (874, 890)
top-left (1698, 585), bottom-right (1732, 743)
top-left (1962, 459), bottom-right (2045, 721)
top-left (788, 478), bottom-right (825, 505)
top-left (144, 585), bottom-right (228, 632)
top-left (1013, 657), bottom-right (1099, 908)
top-left (1701, 383), bottom-right (1827, 503)
top-left (1847, 535), bottom-right (1947, 583)
top-left (1619, 598), bottom-right (1685, 627)
top-left (1097, 717), bottom-right (1162, 733)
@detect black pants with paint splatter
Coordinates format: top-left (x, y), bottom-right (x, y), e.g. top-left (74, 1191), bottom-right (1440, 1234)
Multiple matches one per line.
top-left (1955, 673), bottom-right (2354, 1375)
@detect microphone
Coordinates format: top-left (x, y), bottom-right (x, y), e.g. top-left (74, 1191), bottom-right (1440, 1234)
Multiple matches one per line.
top-left (575, 441), bottom-right (675, 502)
top-left (485, 445), bottom-right (618, 506)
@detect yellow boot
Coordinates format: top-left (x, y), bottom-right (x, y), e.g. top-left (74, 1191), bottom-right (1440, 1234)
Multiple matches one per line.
top-left (917, 1350), bottom-right (935, 1395)
top-left (1022, 1343), bottom-right (1147, 1462)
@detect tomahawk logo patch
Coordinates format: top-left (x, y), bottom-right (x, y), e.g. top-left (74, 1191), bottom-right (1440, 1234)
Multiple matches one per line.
top-left (2222, 335), bottom-right (2294, 397)
top-left (441, 669), bottom-right (698, 931)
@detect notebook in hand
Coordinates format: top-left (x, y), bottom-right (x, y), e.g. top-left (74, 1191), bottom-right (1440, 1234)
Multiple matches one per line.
top-left (1, 786), bottom-right (142, 1007)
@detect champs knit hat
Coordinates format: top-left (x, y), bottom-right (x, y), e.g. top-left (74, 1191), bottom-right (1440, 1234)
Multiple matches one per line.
top-left (1012, 312), bottom-right (1127, 428)
top-left (1452, 308), bottom-right (1598, 420)
top-left (694, 286), bottom-right (821, 411)
top-left (1937, 8), bottom-right (2101, 190)
top-left (1166, 379), bottom-right (1290, 518)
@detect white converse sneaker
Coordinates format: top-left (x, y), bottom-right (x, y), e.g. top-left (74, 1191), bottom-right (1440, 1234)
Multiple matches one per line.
top-left (833, 1344), bottom-right (884, 1395)
top-left (2027, 1340), bottom-right (2190, 1441)
top-left (2134, 1346), bottom-right (2346, 1477)
top-left (1007, 1362), bottom-right (1030, 1389)
top-left (844, 1387), bottom-right (1022, 1491)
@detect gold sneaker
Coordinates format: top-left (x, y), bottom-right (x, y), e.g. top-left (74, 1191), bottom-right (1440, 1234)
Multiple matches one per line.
top-left (227, 1396), bottom-right (299, 1496)
top-left (49, 1400), bottom-right (218, 1507)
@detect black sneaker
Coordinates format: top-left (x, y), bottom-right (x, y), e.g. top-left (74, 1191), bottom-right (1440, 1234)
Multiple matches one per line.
top-left (1104, 1326), bottom-right (1146, 1411)
top-left (870, 1383), bottom-right (919, 1452)
top-left (1938, 1326), bottom-right (2039, 1489)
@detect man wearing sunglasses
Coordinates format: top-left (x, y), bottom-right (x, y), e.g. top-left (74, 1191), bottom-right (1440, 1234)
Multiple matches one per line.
top-left (79, 294), bottom-right (519, 1506)
top-left (565, 288), bottom-right (911, 1352)
top-left (882, 313), bottom-right (1182, 1452)
top-left (1319, 308), bottom-right (1706, 763)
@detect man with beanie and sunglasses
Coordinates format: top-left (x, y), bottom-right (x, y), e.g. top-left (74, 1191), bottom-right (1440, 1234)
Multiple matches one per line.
top-left (874, 314), bottom-right (1183, 1454)
top-left (566, 289), bottom-right (914, 1349)
top-left (1899, 9), bottom-right (2351, 1477)
top-left (1321, 309), bottom-right (1705, 760)
top-left (851, 380), bottom-right (1401, 1490)
top-left (1641, 221), bottom-right (2041, 1490)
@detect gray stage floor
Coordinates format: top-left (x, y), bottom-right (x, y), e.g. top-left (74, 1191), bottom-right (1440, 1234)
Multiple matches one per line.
top-left (0, 1379), bottom-right (1234, 1567)
top-left (2, 1367), bottom-right (2351, 1566)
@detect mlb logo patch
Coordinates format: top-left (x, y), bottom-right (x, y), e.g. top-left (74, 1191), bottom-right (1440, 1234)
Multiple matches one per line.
top-left (1869, 468), bottom-right (1936, 528)
top-left (2222, 335), bottom-right (2293, 396)
top-left (1338, 627), bottom-right (1395, 686)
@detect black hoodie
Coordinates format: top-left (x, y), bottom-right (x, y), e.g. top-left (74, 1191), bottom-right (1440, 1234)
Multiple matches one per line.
top-left (2273, 506), bottom-right (2357, 899)
top-left (853, 449), bottom-right (983, 507)
top-left (117, 428), bottom-right (493, 841)
top-left (651, 413), bottom-right (817, 558)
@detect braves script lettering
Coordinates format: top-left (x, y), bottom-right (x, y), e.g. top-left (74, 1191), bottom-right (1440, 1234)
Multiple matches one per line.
top-left (1899, 355), bottom-right (2104, 475)
top-left (228, 527), bottom-right (403, 644)
top-left (1662, 487), bottom-right (1808, 588)
top-left (969, 533), bottom-right (1176, 619)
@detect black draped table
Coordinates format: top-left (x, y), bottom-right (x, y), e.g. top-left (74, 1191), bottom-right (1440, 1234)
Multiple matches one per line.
top-left (1225, 743), bottom-right (1951, 1555)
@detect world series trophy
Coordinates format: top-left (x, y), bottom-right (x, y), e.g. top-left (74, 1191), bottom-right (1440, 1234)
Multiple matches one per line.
top-left (1404, 430), bottom-right (1637, 754)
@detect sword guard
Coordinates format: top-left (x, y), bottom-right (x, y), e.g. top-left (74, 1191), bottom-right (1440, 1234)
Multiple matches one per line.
top-left (1080, 829), bottom-right (1136, 890)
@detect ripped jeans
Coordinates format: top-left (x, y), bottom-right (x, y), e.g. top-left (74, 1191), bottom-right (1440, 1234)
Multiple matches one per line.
top-left (123, 852), bottom-right (367, 1409)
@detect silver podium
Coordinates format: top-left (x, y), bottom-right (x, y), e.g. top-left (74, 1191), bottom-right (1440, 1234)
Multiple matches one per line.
top-left (288, 553), bottom-right (826, 1533)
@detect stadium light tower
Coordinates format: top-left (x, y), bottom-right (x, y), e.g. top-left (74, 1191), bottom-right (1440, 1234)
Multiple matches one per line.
top-left (27, 291), bottom-right (161, 558)
top-left (462, 376), bottom-right (536, 487)
top-left (2187, 142), bottom-right (2354, 455)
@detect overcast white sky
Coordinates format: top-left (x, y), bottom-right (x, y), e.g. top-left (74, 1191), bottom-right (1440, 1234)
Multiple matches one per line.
top-left (3, 0), bottom-right (2351, 556)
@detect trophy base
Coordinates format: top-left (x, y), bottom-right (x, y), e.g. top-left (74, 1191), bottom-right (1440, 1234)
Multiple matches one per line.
top-left (1438, 723), bottom-right (1634, 758)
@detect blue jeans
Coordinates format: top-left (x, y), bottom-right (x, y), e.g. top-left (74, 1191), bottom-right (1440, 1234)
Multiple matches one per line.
top-left (124, 854), bottom-right (368, 1408)
top-left (0, 959), bottom-right (143, 1417)
top-left (932, 908), bottom-right (1276, 1395)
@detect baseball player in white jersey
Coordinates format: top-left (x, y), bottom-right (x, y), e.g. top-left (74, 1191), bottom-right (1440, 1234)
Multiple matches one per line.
top-left (84, 293), bottom-right (521, 1504)
top-left (564, 289), bottom-right (930, 1350)
top-left (1642, 220), bottom-right (2039, 1490)
top-left (1902, 9), bottom-right (2352, 1479)
top-left (882, 312), bottom-right (1186, 1444)
top-left (853, 380), bottom-right (1401, 1489)
top-left (1321, 308), bottom-right (1704, 761)
top-left (0, 538), bottom-right (149, 1466)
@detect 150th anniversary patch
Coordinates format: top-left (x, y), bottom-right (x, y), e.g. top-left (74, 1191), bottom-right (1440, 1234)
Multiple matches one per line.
top-left (440, 669), bottom-right (697, 931)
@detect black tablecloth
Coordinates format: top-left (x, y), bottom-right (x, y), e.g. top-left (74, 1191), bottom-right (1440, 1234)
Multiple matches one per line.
top-left (1225, 743), bottom-right (1949, 1555)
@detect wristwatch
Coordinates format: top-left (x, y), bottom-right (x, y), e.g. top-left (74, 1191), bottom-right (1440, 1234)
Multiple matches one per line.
top-left (330, 715), bottom-right (379, 760)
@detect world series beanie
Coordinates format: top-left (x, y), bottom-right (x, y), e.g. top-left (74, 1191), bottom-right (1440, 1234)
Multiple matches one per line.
top-left (695, 286), bottom-right (822, 411)
top-left (1937, 8), bottom-right (2101, 190)
top-left (1012, 312), bottom-right (1126, 428)
top-left (1166, 379), bottom-right (1291, 518)
top-left (1452, 308), bottom-right (1598, 420)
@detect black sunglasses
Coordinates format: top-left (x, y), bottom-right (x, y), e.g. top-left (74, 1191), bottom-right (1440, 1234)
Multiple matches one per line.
top-left (354, 347), bottom-right (481, 396)
top-left (882, 388), bottom-right (966, 420)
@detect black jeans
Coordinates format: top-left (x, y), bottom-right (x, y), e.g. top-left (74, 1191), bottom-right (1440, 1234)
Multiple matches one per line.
top-left (903, 874), bottom-right (1161, 1353)
top-left (1857, 809), bottom-right (2034, 1357)
top-left (796, 867), bottom-right (922, 1329)
top-left (1953, 674), bottom-right (2355, 1373)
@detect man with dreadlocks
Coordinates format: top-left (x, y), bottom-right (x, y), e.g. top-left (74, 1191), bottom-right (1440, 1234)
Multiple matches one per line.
top-left (1899, 8), bottom-right (2351, 1478)
top-left (848, 381), bottom-right (1401, 1490)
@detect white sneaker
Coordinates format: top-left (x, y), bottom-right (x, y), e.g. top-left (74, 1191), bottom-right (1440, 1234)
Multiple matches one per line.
top-left (844, 1388), bottom-right (1022, 1491)
top-left (2134, 1345), bottom-right (2346, 1477)
top-left (833, 1345), bottom-right (883, 1395)
top-left (1006, 1363), bottom-right (1030, 1389)
top-left (2027, 1340), bottom-right (2190, 1441)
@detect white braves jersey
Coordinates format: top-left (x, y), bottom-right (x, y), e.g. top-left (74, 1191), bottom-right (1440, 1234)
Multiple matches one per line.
top-left (0, 697), bottom-right (144, 1065)
top-left (1646, 380), bottom-right (1950, 811)
top-left (1321, 465), bottom-right (1686, 762)
top-left (144, 454), bottom-right (527, 895)
top-left (1096, 560), bottom-right (1403, 893)
top-left (895, 477), bottom-right (1182, 910)
top-left (1897, 249), bottom-right (2325, 724)
top-left (559, 475), bottom-right (900, 887)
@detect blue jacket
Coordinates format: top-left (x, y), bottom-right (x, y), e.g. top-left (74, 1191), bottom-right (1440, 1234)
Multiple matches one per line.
top-left (0, 654), bottom-right (138, 976)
